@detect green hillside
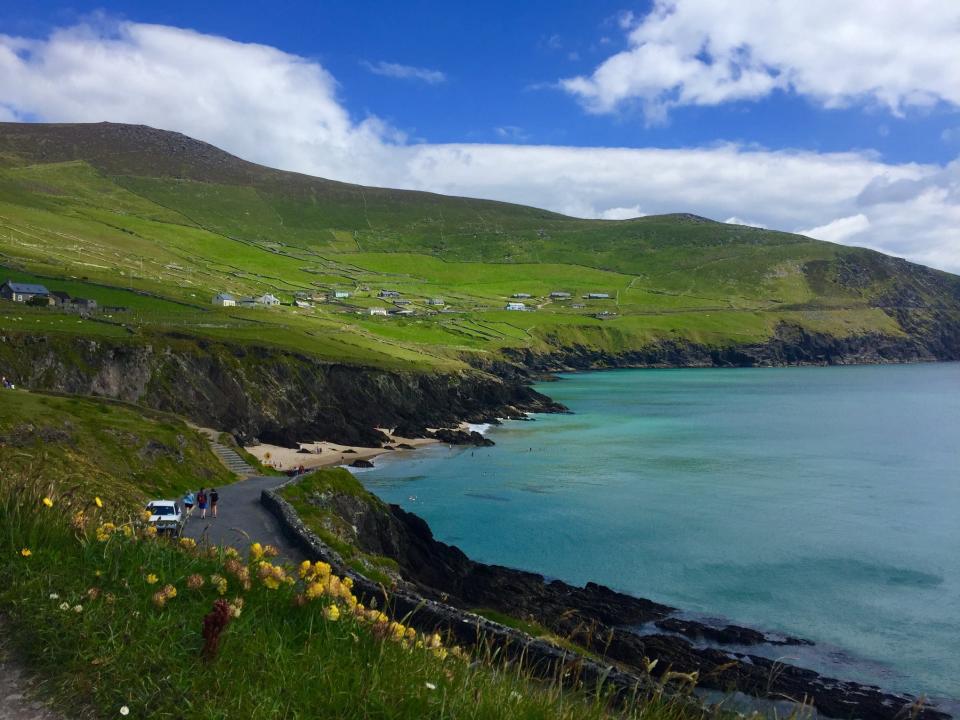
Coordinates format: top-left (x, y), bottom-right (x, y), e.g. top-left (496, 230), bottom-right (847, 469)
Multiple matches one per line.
top-left (0, 121), bottom-right (958, 373)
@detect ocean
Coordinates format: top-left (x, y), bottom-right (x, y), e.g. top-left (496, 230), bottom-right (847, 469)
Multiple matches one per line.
top-left (357, 364), bottom-right (960, 703)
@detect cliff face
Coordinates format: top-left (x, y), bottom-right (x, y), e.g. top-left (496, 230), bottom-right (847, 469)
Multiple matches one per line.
top-left (0, 334), bottom-right (561, 447)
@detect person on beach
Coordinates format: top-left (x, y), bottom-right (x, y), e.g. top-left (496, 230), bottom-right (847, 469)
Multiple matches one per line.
top-left (210, 488), bottom-right (219, 519)
top-left (197, 488), bottom-right (208, 519)
top-left (183, 490), bottom-right (196, 517)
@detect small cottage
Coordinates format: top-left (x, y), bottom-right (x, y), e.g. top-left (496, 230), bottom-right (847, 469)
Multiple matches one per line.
top-left (369, 307), bottom-right (388, 316)
top-left (255, 294), bottom-right (280, 307)
top-left (586, 293), bottom-right (611, 299)
top-left (378, 290), bottom-right (401, 299)
top-left (505, 302), bottom-right (527, 311)
top-left (212, 292), bottom-right (236, 307)
top-left (550, 291), bottom-right (572, 299)
top-left (426, 297), bottom-right (445, 306)
top-left (1, 280), bottom-right (51, 304)
top-left (511, 293), bottom-right (532, 299)
top-left (330, 290), bottom-right (351, 300)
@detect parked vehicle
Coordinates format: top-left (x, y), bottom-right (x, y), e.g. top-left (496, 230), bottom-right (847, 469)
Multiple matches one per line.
top-left (146, 500), bottom-right (185, 537)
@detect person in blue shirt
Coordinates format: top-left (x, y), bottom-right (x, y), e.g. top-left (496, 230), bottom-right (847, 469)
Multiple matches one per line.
top-left (183, 490), bottom-right (196, 517)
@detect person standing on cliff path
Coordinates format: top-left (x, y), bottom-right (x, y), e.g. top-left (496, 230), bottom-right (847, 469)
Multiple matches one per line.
top-left (183, 490), bottom-right (196, 517)
top-left (197, 488), bottom-right (208, 519)
top-left (210, 488), bottom-right (219, 519)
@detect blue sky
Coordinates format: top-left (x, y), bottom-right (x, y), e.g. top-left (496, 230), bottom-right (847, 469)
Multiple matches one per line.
top-left (1, 1), bottom-right (959, 270)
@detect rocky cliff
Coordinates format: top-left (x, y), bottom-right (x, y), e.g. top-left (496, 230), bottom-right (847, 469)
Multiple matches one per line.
top-left (0, 334), bottom-right (562, 447)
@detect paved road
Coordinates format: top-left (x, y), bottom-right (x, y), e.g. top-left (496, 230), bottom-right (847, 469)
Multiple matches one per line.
top-left (181, 476), bottom-right (304, 562)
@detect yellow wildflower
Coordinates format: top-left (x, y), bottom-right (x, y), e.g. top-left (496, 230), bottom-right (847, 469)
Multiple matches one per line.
top-left (71, 511), bottom-right (86, 530)
top-left (210, 574), bottom-right (228, 595)
top-left (263, 544), bottom-right (279, 558)
top-left (343, 576), bottom-right (354, 590)
top-left (94, 496), bottom-right (103, 508)
top-left (20, 548), bottom-right (31, 557)
top-left (42, 497), bottom-right (54, 508)
top-left (224, 546), bottom-right (240, 559)
top-left (299, 560), bottom-right (312, 579)
top-left (179, 537), bottom-right (197, 550)
top-left (95, 523), bottom-right (116, 542)
top-left (121, 525), bottom-right (133, 538)
top-left (249, 542), bottom-right (264, 561)
top-left (146, 573), bottom-right (158, 585)
top-left (324, 604), bottom-right (340, 621)
top-left (144, 526), bottom-right (158, 538)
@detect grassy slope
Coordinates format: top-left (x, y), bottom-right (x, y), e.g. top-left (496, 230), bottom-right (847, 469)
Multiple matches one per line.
top-left (1, 122), bottom-right (949, 374)
top-left (0, 390), bottom-right (233, 508)
top-left (0, 394), bottom-right (711, 720)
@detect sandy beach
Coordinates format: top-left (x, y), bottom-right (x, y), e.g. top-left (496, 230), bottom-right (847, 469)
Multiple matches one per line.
top-left (244, 432), bottom-right (438, 472)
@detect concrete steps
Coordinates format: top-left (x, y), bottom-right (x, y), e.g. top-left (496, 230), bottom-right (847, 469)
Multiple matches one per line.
top-left (209, 441), bottom-right (256, 477)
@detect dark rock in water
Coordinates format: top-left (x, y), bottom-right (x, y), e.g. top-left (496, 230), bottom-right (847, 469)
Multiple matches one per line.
top-left (296, 448), bottom-right (312, 454)
top-left (350, 458), bottom-right (374, 468)
top-left (396, 443), bottom-right (415, 450)
top-left (655, 617), bottom-right (812, 646)
top-left (428, 428), bottom-right (494, 446)
top-left (343, 448), bottom-right (356, 454)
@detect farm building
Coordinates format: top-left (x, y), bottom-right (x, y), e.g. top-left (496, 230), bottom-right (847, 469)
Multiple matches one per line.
top-left (255, 294), bottom-right (280, 307)
top-left (586, 293), bottom-right (611, 299)
top-left (369, 307), bottom-right (388, 316)
top-left (426, 297), bottom-right (445, 306)
top-left (550, 291), bottom-right (572, 299)
top-left (511, 293), bottom-right (532, 299)
top-left (378, 290), bottom-right (401, 299)
top-left (1, 280), bottom-right (51, 304)
top-left (505, 302), bottom-right (527, 311)
top-left (294, 299), bottom-right (312, 308)
top-left (236, 297), bottom-right (257, 308)
top-left (329, 290), bottom-right (351, 300)
top-left (212, 292), bottom-right (236, 307)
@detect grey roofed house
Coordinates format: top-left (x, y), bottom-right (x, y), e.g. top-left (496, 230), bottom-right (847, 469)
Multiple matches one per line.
top-left (51, 290), bottom-right (72, 305)
top-left (72, 298), bottom-right (97, 311)
top-left (550, 291), bottom-right (572, 298)
top-left (1, 280), bottom-right (51, 302)
top-left (511, 293), bottom-right (532, 299)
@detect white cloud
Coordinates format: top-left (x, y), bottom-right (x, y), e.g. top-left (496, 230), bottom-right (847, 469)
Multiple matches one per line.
top-left (562, 1), bottom-right (960, 119)
top-left (599, 205), bottom-right (645, 220)
top-left (362, 60), bottom-right (446, 84)
top-left (0, 20), bottom-right (958, 274)
top-left (724, 217), bottom-right (766, 229)
top-left (798, 214), bottom-right (871, 243)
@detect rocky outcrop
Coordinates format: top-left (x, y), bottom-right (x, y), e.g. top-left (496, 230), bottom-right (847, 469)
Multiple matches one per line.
top-left (0, 334), bottom-right (563, 447)
top-left (269, 481), bottom-right (950, 720)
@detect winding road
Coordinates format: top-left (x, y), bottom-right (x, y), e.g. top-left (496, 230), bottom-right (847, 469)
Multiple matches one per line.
top-left (180, 475), bottom-right (304, 562)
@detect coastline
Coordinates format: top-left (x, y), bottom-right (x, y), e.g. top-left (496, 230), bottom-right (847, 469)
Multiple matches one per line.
top-left (245, 432), bottom-right (439, 471)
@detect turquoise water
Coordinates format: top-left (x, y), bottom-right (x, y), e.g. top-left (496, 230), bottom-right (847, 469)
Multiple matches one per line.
top-left (359, 364), bottom-right (960, 701)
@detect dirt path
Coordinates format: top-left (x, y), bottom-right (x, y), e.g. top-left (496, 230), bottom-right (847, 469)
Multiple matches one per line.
top-left (0, 620), bottom-right (64, 720)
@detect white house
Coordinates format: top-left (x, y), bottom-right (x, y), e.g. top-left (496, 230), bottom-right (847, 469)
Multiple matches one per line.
top-left (212, 292), bottom-right (236, 307)
top-left (587, 293), bottom-right (611, 299)
top-left (330, 290), bottom-right (351, 300)
top-left (426, 297), bottom-right (445, 306)
top-left (255, 294), bottom-right (280, 307)
top-left (505, 302), bottom-right (527, 311)
top-left (294, 299), bottom-right (312, 309)
top-left (369, 307), bottom-right (388, 316)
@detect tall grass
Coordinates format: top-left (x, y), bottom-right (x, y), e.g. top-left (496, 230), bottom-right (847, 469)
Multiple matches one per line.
top-left (0, 471), bottom-right (725, 720)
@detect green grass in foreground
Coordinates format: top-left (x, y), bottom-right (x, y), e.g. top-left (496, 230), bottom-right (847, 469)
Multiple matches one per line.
top-left (0, 473), bottom-right (723, 720)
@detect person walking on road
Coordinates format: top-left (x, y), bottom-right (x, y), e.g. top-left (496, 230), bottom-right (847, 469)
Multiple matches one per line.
top-left (210, 488), bottom-right (219, 519)
top-left (183, 490), bottom-right (196, 517)
top-left (197, 488), bottom-right (208, 519)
